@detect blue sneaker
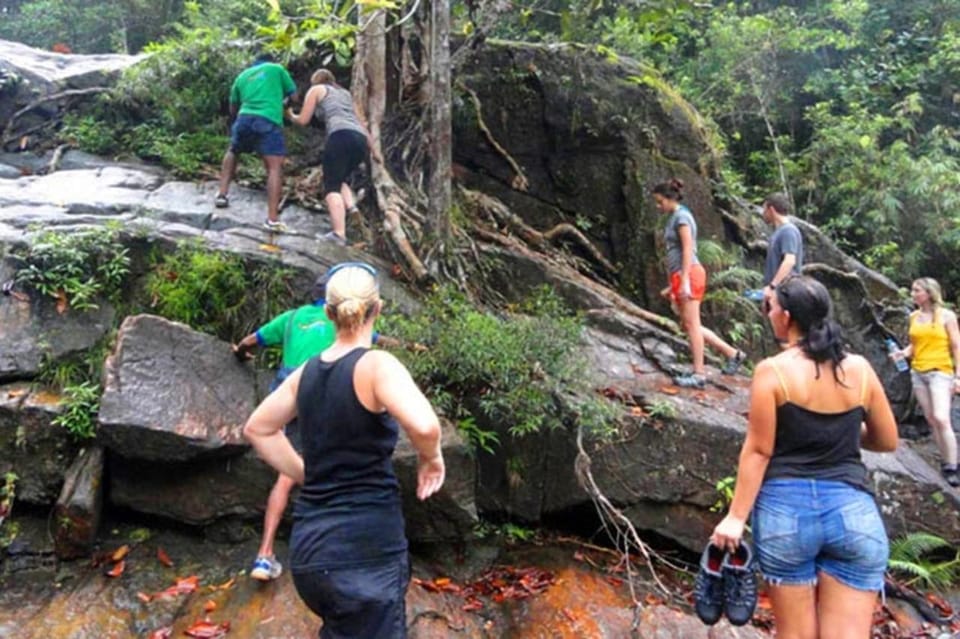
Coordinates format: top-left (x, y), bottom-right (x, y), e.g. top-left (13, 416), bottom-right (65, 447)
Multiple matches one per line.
top-left (694, 542), bottom-right (726, 625)
top-left (722, 542), bottom-right (758, 626)
top-left (250, 555), bottom-right (282, 581)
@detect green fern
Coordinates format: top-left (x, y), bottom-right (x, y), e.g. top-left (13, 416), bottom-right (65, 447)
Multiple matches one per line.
top-left (887, 532), bottom-right (960, 590)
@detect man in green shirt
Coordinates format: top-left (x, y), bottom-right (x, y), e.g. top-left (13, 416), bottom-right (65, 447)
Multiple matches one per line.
top-left (233, 273), bottom-right (335, 581)
top-left (215, 52), bottom-right (297, 233)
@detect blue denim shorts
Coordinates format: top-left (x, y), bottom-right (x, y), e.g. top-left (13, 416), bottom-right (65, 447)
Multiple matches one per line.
top-left (230, 114), bottom-right (286, 156)
top-left (752, 479), bottom-right (888, 591)
top-left (291, 553), bottom-right (409, 639)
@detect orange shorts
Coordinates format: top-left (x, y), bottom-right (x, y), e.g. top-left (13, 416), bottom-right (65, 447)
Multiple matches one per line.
top-left (669, 263), bottom-right (707, 302)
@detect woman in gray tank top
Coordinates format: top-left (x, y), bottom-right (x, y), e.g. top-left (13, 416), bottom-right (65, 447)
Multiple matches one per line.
top-left (288, 69), bottom-right (378, 246)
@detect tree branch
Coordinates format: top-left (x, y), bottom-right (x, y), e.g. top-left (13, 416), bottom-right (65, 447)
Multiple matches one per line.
top-left (2, 87), bottom-right (110, 143)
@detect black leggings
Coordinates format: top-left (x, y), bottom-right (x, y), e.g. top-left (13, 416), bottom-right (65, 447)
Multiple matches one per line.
top-left (322, 129), bottom-right (367, 196)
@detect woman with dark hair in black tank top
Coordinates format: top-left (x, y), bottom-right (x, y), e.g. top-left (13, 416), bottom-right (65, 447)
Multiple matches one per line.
top-left (244, 262), bottom-right (445, 638)
top-left (710, 275), bottom-right (897, 638)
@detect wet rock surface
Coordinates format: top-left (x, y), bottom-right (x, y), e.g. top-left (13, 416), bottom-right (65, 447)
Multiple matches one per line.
top-left (0, 514), bottom-right (769, 639)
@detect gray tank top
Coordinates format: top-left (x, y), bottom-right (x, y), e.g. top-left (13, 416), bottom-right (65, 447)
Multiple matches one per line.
top-left (315, 85), bottom-right (365, 138)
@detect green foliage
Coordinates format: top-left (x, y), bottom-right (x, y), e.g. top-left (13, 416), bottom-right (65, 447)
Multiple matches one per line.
top-left (379, 285), bottom-right (617, 448)
top-left (645, 399), bottom-right (677, 421)
top-left (473, 520), bottom-right (536, 544)
top-left (52, 382), bottom-right (100, 440)
top-left (888, 532), bottom-right (960, 590)
top-left (145, 241), bottom-right (297, 340)
top-left (710, 475), bottom-right (735, 513)
top-left (14, 225), bottom-right (130, 311)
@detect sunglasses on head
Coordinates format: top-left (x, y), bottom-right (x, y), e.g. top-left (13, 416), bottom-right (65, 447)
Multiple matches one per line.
top-left (326, 261), bottom-right (377, 278)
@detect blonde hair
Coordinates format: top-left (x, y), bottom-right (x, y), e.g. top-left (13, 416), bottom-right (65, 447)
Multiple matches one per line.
top-left (310, 68), bottom-right (337, 86)
top-left (326, 265), bottom-right (380, 332)
top-left (913, 277), bottom-right (944, 308)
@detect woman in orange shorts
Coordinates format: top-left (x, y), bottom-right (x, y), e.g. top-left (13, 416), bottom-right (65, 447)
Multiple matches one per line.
top-left (654, 178), bottom-right (745, 388)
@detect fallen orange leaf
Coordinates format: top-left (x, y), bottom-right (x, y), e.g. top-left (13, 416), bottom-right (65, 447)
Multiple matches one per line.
top-left (137, 592), bottom-right (152, 603)
top-left (210, 577), bottom-right (235, 591)
top-left (111, 545), bottom-right (130, 562)
top-left (147, 627), bottom-right (172, 639)
top-left (157, 547), bottom-right (173, 568)
top-left (658, 386), bottom-right (679, 395)
top-left (434, 577), bottom-right (451, 587)
top-left (259, 243), bottom-right (281, 253)
top-left (183, 620), bottom-right (230, 638)
top-left (203, 599), bottom-right (218, 613)
top-left (106, 560), bottom-right (125, 578)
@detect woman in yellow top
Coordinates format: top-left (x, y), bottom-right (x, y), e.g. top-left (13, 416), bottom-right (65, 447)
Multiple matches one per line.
top-left (890, 277), bottom-right (960, 487)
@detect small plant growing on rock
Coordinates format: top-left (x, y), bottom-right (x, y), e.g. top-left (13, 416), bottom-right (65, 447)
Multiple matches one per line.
top-left (14, 225), bottom-right (130, 311)
top-left (52, 382), bottom-right (100, 440)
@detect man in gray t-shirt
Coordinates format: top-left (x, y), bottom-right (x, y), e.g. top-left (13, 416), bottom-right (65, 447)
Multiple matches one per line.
top-left (761, 193), bottom-right (803, 299)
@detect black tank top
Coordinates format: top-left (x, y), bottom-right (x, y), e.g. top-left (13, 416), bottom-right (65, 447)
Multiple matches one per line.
top-left (290, 347), bottom-right (407, 569)
top-left (763, 358), bottom-right (872, 494)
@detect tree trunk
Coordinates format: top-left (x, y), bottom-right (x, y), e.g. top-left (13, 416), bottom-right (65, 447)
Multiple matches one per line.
top-left (353, 7), bottom-right (429, 280)
top-left (426, 0), bottom-right (452, 246)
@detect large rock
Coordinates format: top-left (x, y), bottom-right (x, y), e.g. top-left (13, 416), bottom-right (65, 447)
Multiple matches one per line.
top-left (0, 275), bottom-right (115, 382)
top-left (453, 41), bottom-right (723, 311)
top-left (0, 384), bottom-right (80, 505)
top-left (0, 39), bottom-right (143, 150)
top-left (395, 420), bottom-right (478, 541)
top-left (108, 450), bottom-right (276, 525)
top-left (477, 319), bottom-right (960, 551)
top-left (98, 314), bottom-right (257, 461)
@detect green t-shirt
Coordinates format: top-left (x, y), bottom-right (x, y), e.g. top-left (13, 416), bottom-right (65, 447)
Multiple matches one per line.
top-left (256, 303), bottom-right (335, 369)
top-left (229, 62), bottom-right (296, 126)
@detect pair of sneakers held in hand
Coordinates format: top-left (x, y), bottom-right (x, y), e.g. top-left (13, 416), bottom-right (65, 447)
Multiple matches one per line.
top-left (694, 541), bottom-right (758, 626)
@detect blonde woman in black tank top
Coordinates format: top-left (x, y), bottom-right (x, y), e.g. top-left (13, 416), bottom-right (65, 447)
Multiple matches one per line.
top-left (710, 276), bottom-right (897, 639)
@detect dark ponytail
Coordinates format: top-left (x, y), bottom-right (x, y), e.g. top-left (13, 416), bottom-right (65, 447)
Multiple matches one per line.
top-left (776, 276), bottom-right (847, 382)
top-left (653, 178), bottom-right (684, 202)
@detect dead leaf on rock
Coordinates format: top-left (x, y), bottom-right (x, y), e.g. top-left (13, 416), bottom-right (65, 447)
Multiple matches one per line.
top-left (259, 243), bottom-right (281, 253)
top-left (111, 545), bottom-right (130, 562)
top-left (658, 386), bottom-right (679, 395)
top-left (157, 546), bottom-right (173, 568)
top-left (146, 627), bottom-right (172, 639)
top-left (105, 560), bottom-right (125, 578)
top-left (184, 620), bottom-right (230, 638)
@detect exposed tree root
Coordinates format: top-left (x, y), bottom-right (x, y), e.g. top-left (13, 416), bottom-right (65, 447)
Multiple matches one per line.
top-left (457, 80), bottom-right (529, 192)
top-left (462, 187), bottom-right (619, 278)
top-left (44, 143), bottom-right (69, 174)
top-left (574, 421), bottom-right (669, 630)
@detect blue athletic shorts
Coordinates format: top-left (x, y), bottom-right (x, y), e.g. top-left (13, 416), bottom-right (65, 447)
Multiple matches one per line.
top-left (751, 478), bottom-right (888, 591)
top-left (230, 114), bottom-right (286, 157)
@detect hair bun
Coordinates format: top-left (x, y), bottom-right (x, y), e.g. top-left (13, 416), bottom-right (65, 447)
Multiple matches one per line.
top-left (670, 178), bottom-right (684, 192)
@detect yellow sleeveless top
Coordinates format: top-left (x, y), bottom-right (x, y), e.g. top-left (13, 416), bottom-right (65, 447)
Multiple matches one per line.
top-left (909, 309), bottom-right (954, 374)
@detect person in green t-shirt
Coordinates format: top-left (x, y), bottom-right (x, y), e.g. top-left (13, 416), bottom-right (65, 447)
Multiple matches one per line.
top-left (232, 272), bottom-right (334, 581)
top-left (233, 264), bottom-right (405, 581)
top-left (215, 52), bottom-right (297, 233)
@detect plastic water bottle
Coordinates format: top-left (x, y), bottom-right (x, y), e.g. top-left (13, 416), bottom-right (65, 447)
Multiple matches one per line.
top-left (743, 289), bottom-right (765, 302)
top-left (886, 338), bottom-right (909, 373)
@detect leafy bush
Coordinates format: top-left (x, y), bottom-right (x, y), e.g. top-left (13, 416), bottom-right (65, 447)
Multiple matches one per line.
top-left (888, 532), bottom-right (960, 590)
top-left (14, 225), bottom-right (130, 311)
top-left (52, 382), bottom-right (100, 439)
top-left (145, 241), bottom-right (297, 340)
top-left (379, 286), bottom-right (618, 448)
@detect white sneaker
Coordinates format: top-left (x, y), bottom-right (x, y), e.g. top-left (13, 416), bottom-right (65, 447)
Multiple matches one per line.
top-left (263, 219), bottom-right (288, 233)
top-left (250, 555), bottom-right (282, 581)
